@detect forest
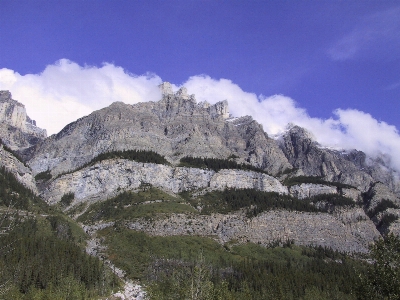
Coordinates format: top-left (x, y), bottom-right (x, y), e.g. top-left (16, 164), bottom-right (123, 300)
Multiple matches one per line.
top-left (179, 156), bottom-right (268, 173)
top-left (0, 166), bottom-right (118, 298)
top-left (2, 156), bottom-right (400, 299)
top-left (100, 227), bottom-right (366, 300)
top-left (182, 188), bottom-right (355, 216)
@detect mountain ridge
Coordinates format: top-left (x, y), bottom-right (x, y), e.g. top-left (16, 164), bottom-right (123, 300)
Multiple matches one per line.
top-left (1, 85), bottom-right (400, 255)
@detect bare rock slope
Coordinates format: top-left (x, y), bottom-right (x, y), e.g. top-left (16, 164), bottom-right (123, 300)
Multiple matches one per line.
top-left (27, 83), bottom-right (291, 177)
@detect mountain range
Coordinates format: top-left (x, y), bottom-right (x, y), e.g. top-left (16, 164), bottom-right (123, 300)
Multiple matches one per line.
top-left (1, 83), bottom-right (400, 298)
top-left (0, 82), bottom-right (400, 252)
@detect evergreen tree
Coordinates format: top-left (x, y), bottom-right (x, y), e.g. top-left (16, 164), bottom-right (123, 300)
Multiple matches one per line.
top-left (357, 233), bottom-right (400, 299)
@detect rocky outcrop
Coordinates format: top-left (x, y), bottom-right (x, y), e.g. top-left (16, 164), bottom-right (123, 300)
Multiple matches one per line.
top-left (278, 126), bottom-right (400, 195)
top-left (0, 144), bottom-right (38, 193)
top-left (0, 91), bottom-right (46, 150)
top-left (365, 182), bottom-right (400, 213)
top-left (288, 183), bottom-right (338, 199)
top-left (127, 207), bottom-right (379, 253)
top-left (40, 159), bottom-right (287, 205)
top-left (27, 84), bottom-right (291, 176)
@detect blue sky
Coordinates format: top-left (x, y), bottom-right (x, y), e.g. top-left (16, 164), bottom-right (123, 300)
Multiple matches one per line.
top-left (1, 1), bottom-right (400, 169)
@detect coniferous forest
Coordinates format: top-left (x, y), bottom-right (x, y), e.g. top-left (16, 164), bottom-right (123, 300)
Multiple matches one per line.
top-left (0, 166), bottom-right (118, 298)
top-left (2, 154), bottom-right (400, 299)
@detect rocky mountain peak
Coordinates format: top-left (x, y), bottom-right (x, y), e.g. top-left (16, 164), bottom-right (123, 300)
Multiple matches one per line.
top-left (159, 82), bottom-right (174, 96)
top-left (0, 90), bottom-right (13, 101)
top-left (285, 125), bottom-right (315, 141)
top-left (0, 90), bottom-right (47, 150)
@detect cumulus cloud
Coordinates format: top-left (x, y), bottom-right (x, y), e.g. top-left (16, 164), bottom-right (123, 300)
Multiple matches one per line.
top-left (328, 6), bottom-right (400, 61)
top-left (1, 60), bottom-right (400, 171)
top-left (0, 59), bottom-right (162, 134)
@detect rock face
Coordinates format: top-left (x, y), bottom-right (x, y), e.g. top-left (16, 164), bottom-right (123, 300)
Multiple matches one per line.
top-left (279, 126), bottom-right (400, 194)
top-left (365, 182), bottom-right (400, 212)
top-left (0, 144), bottom-right (38, 193)
top-left (288, 183), bottom-right (338, 199)
top-left (27, 85), bottom-right (291, 176)
top-left (0, 91), bottom-right (46, 150)
top-left (3, 83), bottom-right (400, 254)
top-left (40, 159), bottom-right (287, 205)
top-left (127, 207), bottom-right (379, 253)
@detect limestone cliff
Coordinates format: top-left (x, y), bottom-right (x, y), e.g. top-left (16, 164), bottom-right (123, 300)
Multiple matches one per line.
top-left (278, 125), bottom-right (400, 194)
top-left (126, 208), bottom-right (379, 253)
top-left (40, 159), bottom-right (287, 205)
top-left (0, 91), bottom-right (47, 150)
top-left (27, 84), bottom-right (291, 176)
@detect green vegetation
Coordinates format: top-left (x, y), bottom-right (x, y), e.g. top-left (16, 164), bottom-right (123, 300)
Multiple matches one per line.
top-left (378, 213), bottom-right (399, 230)
top-left (0, 166), bottom-right (50, 213)
top-left (182, 189), bottom-right (356, 217)
top-left (276, 167), bottom-right (298, 176)
top-left (283, 175), bottom-right (356, 189)
top-left (77, 187), bottom-right (197, 223)
top-left (367, 199), bottom-right (399, 218)
top-left (179, 156), bottom-right (267, 173)
top-left (100, 227), bottom-right (365, 299)
top-left (58, 149), bottom-right (169, 178)
top-left (357, 233), bottom-right (400, 299)
top-left (0, 218), bottom-right (118, 299)
top-left (308, 193), bottom-right (355, 208)
top-left (0, 138), bottom-right (25, 164)
top-left (0, 166), bottom-right (119, 298)
top-left (34, 169), bottom-right (52, 181)
top-left (60, 191), bottom-right (75, 207)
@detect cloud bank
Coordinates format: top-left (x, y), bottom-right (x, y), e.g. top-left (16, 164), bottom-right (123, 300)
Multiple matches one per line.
top-left (1, 59), bottom-right (400, 171)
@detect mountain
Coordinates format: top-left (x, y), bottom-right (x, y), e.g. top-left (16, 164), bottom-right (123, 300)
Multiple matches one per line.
top-left (2, 86), bottom-right (400, 298)
top-left (0, 90), bottom-right (47, 150)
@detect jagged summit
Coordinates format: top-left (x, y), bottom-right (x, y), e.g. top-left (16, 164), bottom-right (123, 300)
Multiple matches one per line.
top-left (156, 82), bottom-right (230, 119)
top-left (158, 82), bottom-right (193, 100)
top-left (158, 81), bottom-right (174, 96)
top-left (26, 85), bottom-right (290, 177)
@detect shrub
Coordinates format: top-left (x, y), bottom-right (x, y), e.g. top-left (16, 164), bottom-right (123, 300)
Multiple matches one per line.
top-left (60, 192), bottom-right (75, 207)
top-left (35, 170), bottom-right (52, 181)
top-left (179, 156), bottom-right (267, 173)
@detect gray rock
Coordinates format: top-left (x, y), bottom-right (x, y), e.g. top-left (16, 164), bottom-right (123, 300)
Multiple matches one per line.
top-left (288, 183), bottom-right (337, 199)
top-left (0, 91), bottom-right (46, 151)
top-left (0, 144), bottom-right (38, 193)
top-left (27, 85), bottom-right (291, 176)
top-left (128, 207), bottom-right (379, 253)
top-left (40, 159), bottom-right (287, 205)
top-left (278, 125), bottom-right (399, 195)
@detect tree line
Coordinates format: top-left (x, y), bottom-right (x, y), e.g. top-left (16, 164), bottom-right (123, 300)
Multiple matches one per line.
top-left (182, 188), bottom-right (356, 217)
top-left (179, 156), bottom-right (268, 174)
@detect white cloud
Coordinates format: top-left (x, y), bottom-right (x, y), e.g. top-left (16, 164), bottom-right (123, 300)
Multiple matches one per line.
top-left (1, 60), bottom-right (400, 172)
top-left (328, 6), bottom-right (400, 61)
top-left (0, 59), bottom-right (162, 134)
